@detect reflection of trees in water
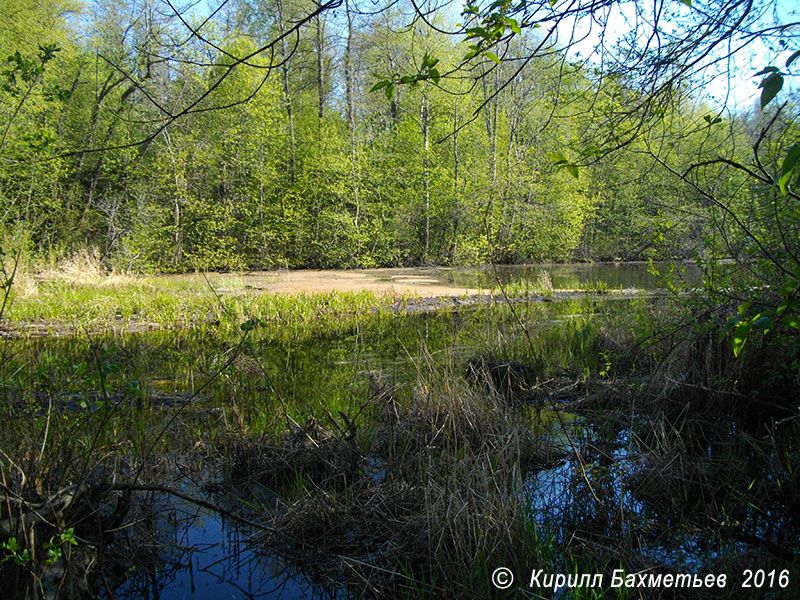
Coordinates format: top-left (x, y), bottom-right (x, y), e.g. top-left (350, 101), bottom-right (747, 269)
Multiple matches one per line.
top-left (106, 491), bottom-right (333, 600)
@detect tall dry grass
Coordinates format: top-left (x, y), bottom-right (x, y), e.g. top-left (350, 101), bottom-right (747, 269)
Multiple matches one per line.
top-left (223, 359), bottom-right (545, 599)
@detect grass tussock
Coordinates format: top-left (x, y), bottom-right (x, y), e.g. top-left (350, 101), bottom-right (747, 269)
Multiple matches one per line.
top-left (226, 416), bottom-right (364, 493)
top-left (33, 248), bottom-right (137, 288)
top-left (224, 366), bottom-right (542, 599)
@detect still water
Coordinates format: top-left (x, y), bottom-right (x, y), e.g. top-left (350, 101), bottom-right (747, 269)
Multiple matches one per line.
top-left (382, 261), bottom-right (702, 290)
top-left (26, 263), bottom-right (691, 598)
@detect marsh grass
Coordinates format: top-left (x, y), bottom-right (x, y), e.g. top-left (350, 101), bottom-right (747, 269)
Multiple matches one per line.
top-left (224, 361), bottom-right (545, 599)
top-left (3, 258), bottom-right (799, 600)
top-left (5, 275), bottom-right (398, 336)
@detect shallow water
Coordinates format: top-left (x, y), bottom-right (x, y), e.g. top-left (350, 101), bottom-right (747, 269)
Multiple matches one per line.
top-left (109, 490), bottom-right (339, 600)
top-left (386, 261), bottom-right (702, 290)
top-left (3, 263), bottom-right (694, 598)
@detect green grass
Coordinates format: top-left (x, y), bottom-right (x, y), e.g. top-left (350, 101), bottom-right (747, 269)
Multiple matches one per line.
top-left (5, 274), bottom-right (399, 335)
top-left (4, 268), bottom-right (797, 600)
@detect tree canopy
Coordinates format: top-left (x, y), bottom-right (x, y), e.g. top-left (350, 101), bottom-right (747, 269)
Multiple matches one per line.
top-left (0, 0), bottom-right (797, 277)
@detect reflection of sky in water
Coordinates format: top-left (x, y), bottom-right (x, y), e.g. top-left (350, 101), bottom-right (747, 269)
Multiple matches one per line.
top-left (112, 493), bottom-right (341, 600)
top-left (523, 423), bottom-right (720, 572)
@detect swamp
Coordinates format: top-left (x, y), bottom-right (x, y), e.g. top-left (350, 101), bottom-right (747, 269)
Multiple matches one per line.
top-left (1, 263), bottom-right (799, 599)
top-left (2, 0), bottom-right (800, 597)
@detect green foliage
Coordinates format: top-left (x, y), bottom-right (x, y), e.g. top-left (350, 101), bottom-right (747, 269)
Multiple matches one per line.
top-left (1, 44), bottom-right (59, 95)
top-left (0, 0), bottom-right (793, 273)
top-left (43, 528), bottom-right (78, 567)
top-left (720, 65), bottom-right (800, 358)
top-left (1, 537), bottom-right (31, 566)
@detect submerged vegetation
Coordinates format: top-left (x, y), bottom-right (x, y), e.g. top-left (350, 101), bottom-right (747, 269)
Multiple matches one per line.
top-left (2, 0), bottom-right (800, 597)
top-left (1, 258), bottom-right (799, 598)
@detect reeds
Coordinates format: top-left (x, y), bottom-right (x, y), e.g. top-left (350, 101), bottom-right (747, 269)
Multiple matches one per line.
top-left (224, 358), bottom-right (544, 599)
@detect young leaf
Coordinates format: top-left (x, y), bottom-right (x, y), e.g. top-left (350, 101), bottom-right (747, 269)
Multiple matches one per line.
top-left (759, 71), bottom-right (783, 109)
top-left (776, 144), bottom-right (800, 195)
top-left (738, 300), bottom-right (752, 316)
top-left (485, 51), bottom-right (501, 65)
top-left (778, 170), bottom-right (794, 195)
top-left (732, 320), bottom-right (752, 357)
top-left (546, 151), bottom-right (568, 164)
top-left (782, 143), bottom-right (800, 172)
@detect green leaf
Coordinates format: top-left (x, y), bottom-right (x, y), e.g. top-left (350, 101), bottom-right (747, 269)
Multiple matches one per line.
top-left (779, 169), bottom-right (794, 195)
top-left (786, 49), bottom-right (800, 68)
top-left (507, 18), bottom-right (521, 35)
top-left (582, 144), bottom-right (603, 157)
top-left (385, 83), bottom-right (395, 102)
top-left (369, 80), bottom-right (388, 92)
top-left (732, 320), bottom-right (752, 357)
top-left (240, 318), bottom-right (261, 331)
top-left (61, 528), bottom-right (78, 546)
top-left (428, 68), bottom-right (440, 85)
top-left (781, 143), bottom-right (800, 173)
top-left (721, 316), bottom-right (740, 338)
top-left (778, 143), bottom-right (800, 195)
top-left (546, 152), bottom-right (568, 164)
top-left (485, 51), bottom-right (501, 65)
top-left (466, 27), bottom-right (488, 40)
top-left (679, 0), bottom-right (691, 6)
top-left (759, 71), bottom-right (783, 109)
top-left (738, 300), bottom-right (752, 316)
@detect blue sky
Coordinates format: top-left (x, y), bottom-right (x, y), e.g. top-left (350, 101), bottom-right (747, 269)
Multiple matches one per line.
top-left (182, 0), bottom-right (797, 112)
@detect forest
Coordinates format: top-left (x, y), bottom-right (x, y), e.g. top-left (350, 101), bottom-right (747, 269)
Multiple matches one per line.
top-left (3, 0), bottom-right (788, 270)
top-left (1, 0), bottom-right (800, 599)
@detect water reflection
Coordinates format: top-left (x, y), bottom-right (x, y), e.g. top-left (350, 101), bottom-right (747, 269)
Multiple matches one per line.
top-left (110, 491), bottom-right (340, 600)
top-left (377, 262), bottom-right (703, 290)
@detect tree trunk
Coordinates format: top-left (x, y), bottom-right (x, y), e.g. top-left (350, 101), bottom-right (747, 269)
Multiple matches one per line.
top-left (315, 15), bottom-right (326, 122)
top-left (276, 0), bottom-right (296, 181)
top-left (345, 0), bottom-right (360, 236)
top-left (422, 95), bottom-right (430, 264)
